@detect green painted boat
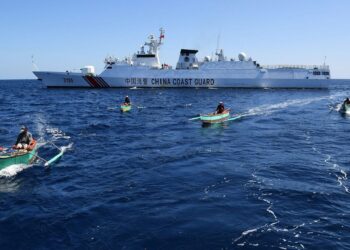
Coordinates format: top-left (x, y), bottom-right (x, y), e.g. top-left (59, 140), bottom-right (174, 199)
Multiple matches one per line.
top-left (200, 110), bottom-right (230, 124)
top-left (120, 103), bottom-right (131, 112)
top-left (340, 103), bottom-right (350, 114)
top-left (0, 144), bottom-right (38, 170)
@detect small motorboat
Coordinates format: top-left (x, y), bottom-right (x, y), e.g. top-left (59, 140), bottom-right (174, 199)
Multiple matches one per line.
top-left (200, 109), bottom-right (230, 124)
top-left (120, 103), bottom-right (131, 112)
top-left (0, 140), bottom-right (38, 170)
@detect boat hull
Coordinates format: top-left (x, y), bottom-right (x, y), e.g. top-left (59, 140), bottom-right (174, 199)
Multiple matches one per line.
top-left (200, 110), bottom-right (230, 124)
top-left (120, 104), bottom-right (131, 112)
top-left (33, 71), bottom-right (341, 89)
top-left (0, 147), bottom-right (38, 170)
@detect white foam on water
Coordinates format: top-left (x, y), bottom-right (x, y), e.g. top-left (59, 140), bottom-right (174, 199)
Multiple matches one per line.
top-left (61, 142), bottom-right (73, 151)
top-left (323, 154), bottom-right (349, 193)
top-left (242, 91), bottom-right (345, 118)
top-left (34, 114), bottom-right (71, 141)
top-left (235, 169), bottom-right (325, 249)
top-left (0, 164), bottom-right (32, 178)
top-left (307, 132), bottom-right (350, 194)
top-left (242, 228), bottom-right (258, 236)
top-left (233, 225), bottom-right (266, 245)
top-left (46, 127), bottom-right (71, 140)
top-left (249, 243), bottom-right (259, 247)
top-left (243, 96), bottom-right (326, 118)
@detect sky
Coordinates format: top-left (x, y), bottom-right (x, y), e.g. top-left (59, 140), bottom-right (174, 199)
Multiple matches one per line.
top-left (1, 0), bottom-right (350, 79)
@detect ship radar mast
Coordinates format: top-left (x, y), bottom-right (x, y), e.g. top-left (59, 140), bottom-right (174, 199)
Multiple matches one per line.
top-left (143, 28), bottom-right (165, 55)
top-left (131, 28), bottom-right (165, 68)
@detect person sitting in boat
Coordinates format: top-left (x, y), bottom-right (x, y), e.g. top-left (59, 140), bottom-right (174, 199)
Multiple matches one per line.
top-left (14, 126), bottom-right (33, 150)
top-left (215, 102), bottom-right (225, 114)
top-left (124, 96), bottom-right (131, 105)
top-left (344, 98), bottom-right (350, 105)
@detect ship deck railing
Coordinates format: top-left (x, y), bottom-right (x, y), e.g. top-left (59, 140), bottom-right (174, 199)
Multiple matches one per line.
top-left (262, 65), bottom-right (329, 70)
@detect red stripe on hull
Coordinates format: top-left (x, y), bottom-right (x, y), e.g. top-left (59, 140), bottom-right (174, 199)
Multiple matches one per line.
top-left (83, 76), bottom-right (95, 87)
top-left (95, 77), bottom-right (108, 87)
top-left (88, 76), bottom-right (102, 88)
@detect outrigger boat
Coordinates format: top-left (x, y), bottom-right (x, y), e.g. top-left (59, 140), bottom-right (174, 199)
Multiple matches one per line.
top-left (200, 109), bottom-right (230, 124)
top-left (0, 140), bottom-right (66, 171)
top-left (0, 140), bottom-right (38, 170)
top-left (189, 109), bottom-right (243, 125)
top-left (120, 103), bottom-right (131, 112)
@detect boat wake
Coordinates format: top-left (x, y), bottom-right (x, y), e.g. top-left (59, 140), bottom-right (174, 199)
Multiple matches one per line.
top-left (241, 92), bottom-right (344, 118)
top-left (243, 96), bottom-right (326, 117)
top-left (0, 164), bottom-right (32, 178)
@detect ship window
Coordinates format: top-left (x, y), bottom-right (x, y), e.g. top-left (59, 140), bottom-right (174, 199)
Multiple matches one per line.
top-left (107, 66), bottom-right (112, 69)
top-left (184, 57), bottom-right (189, 62)
top-left (322, 72), bottom-right (329, 75)
top-left (313, 71), bottom-right (321, 75)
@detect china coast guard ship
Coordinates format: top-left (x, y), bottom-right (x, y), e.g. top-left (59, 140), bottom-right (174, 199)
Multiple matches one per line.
top-left (34, 28), bottom-right (332, 88)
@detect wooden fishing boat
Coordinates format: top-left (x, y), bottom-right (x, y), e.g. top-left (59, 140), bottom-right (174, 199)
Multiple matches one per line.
top-left (0, 140), bottom-right (38, 170)
top-left (120, 103), bottom-right (131, 112)
top-left (200, 109), bottom-right (230, 124)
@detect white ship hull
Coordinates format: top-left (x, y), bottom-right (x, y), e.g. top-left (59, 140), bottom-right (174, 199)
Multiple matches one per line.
top-left (34, 71), bottom-right (332, 89)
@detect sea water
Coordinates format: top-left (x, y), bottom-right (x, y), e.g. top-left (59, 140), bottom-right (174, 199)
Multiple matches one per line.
top-left (0, 80), bottom-right (350, 249)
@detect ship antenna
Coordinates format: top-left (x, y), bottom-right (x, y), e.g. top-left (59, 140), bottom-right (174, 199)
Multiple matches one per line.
top-left (215, 32), bottom-right (221, 61)
top-left (323, 56), bottom-right (327, 65)
top-left (216, 32), bottom-right (221, 53)
top-left (159, 27), bottom-right (165, 43)
top-left (31, 55), bottom-right (39, 71)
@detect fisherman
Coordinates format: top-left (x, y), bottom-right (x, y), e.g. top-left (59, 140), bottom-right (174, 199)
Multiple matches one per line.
top-left (124, 95), bottom-right (131, 105)
top-left (215, 102), bottom-right (225, 114)
top-left (14, 126), bottom-right (33, 150)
